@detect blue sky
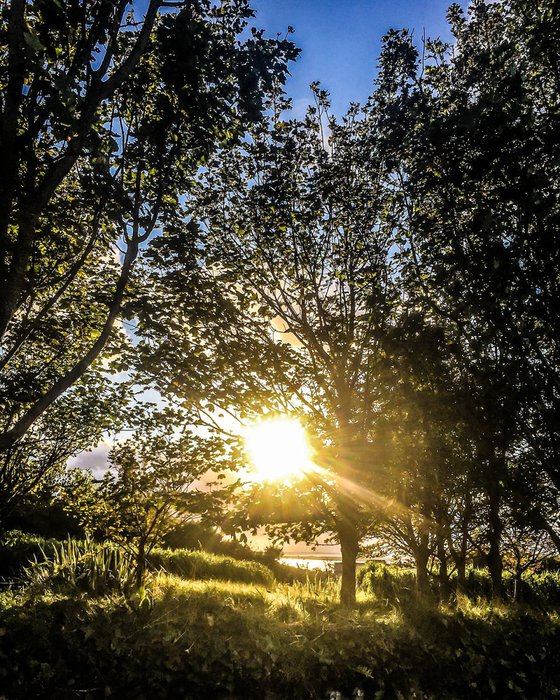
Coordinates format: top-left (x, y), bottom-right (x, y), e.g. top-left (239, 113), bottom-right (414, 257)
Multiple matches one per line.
top-left (251, 0), bottom-right (460, 116)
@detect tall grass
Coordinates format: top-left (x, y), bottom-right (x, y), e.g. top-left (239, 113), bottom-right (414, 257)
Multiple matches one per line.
top-left (23, 537), bottom-right (137, 595)
top-left (3, 572), bottom-right (559, 699)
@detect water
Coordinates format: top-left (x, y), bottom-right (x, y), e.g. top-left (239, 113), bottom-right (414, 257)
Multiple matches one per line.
top-left (279, 556), bottom-right (337, 571)
top-left (279, 556), bottom-right (369, 572)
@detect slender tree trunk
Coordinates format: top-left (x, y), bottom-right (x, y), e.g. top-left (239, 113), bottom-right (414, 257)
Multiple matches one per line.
top-left (447, 531), bottom-right (467, 596)
top-left (135, 539), bottom-right (146, 590)
top-left (456, 556), bottom-right (466, 593)
top-left (339, 521), bottom-right (359, 608)
top-left (456, 491), bottom-right (472, 594)
top-left (0, 0), bottom-right (26, 332)
top-left (0, 213), bottom-right (36, 341)
top-left (415, 542), bottom-right (430, 597)
top-left (487, 481), bottom-right (504, 599)
top-left (437, 531), bottom-right (450, 601)
top-left (514, 564), bottom-right (522, 602)
top-left (0, 0), bottom-right (161, 342)
top-left (414, 523), bottom-right (430, 598)
top-left (331, 414), bottom-right (361, 609)
top-left (415, 497), bottom-right (432, 597)
top-left (0, 236), bottom-right (139, 453)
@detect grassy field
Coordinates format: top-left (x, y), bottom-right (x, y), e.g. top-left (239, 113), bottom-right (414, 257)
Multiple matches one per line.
top-left (1, 533), bottom-right (560, 699)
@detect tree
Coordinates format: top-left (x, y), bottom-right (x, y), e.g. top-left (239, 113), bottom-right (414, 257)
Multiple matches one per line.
top-left (0, 371), bottom-right (128, 529)
top-left (372, 0), bottom-right (560, 596)
top-left (72, 410), bottom-right (232, 589)
top-left (502, 519), bottom-right (555, 601)
top-left (0, 0), bottom-right (297, 454)
top-left (113, 0), bottom-right (560, 606)
top-left (132, 87), bottom-right (400, 607)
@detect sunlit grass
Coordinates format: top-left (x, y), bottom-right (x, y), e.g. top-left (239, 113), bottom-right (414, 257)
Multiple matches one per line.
top-left (142, 571), bottom-right (408, 628)
top-left (4, 538), bottom-right (560, 700)
top-left (151, 573), bottom-right (271, 605)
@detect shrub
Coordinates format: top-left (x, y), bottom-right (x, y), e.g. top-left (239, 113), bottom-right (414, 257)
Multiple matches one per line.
top-left (358, 562), bottom-right (417, 602)
top-left (0, 530), bottom-right (60, 580)
top-left (457, 567), bottom-right (495, 599)
top-left (148, 548), bottom-right (275, 586)
top-left (521, 570), bottom-right (560, 607)
top-left (358, 560), bottom-right (560, 608)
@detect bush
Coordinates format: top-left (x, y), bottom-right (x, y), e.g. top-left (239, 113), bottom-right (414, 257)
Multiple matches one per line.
top-left (457, 568), bottom-right (495, 599)
top-left (148, 548), bottom-right (275, 586)
top-left (358, 561), bottom-right (417, 602)
top-left (357, 560), bottom-right (560, 607)
top-left (520, 570), bottom-right (560, 607)
top-left (1, 532), bottom-right (277, 589)
top-left (0, 530), bottom-right (60, 580)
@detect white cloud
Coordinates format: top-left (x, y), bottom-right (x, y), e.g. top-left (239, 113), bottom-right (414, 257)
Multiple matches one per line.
top-left (68, 438), bottom-right (113, 479)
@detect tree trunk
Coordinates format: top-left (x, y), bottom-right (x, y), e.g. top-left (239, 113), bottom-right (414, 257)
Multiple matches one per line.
top-left (339, 522), bottom-right (359, 608)
top-left (532, 509), bottom-right (560, 555)
top-left (413, 502), bottom-right (432, 598)
top-left (456, 556), bottom-right (466, 593)
top-left (487, 482), bottom-right (504, 599)
top-left (514, 565), bottom-right (522, 602)
top-left (0, 235), bottom-right (139, 453)
top-left (437, 531), bottom-right (450, 601)
top-left (135, 539), bottom-right (147, 590)
top-left (415, 546), bottom-right (430, 597)
top-left (331, 417), bottom-right (361, 609)
top-left (457, 490), bottom-right (472, 594)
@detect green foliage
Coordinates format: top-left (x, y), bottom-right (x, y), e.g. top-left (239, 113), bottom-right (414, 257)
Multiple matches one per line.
top-left (64, 413), bottom-right (235, 589)
top-left (358, 561), bottom-right (560, 608)
top-left (371, 0), bottom-right (560, 595)
top-left (3, 0), bottom-right (558, 616)
top-left (0, 0), bottom-right (297, 465)
top-left (135, 66), bottom-right (400, 607)
top-left (2, 530), bottom-right (560, 697)
top-left (517, 571), bottom-right (560, 608)
top-left (162, 522), bottom-right (311, 583)
top-left (0, 530), bottom-right (59, 580)
top-left (358, 562), bottom-right (417, 603)
top-left (129, 0), bottom-right (560, 608)
top-left (0, 530), bottom-right (296, 589)
top-left (0, 381), bottom-right (128, 523)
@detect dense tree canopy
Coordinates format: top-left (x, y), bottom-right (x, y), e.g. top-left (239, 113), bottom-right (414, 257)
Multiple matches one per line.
top-left (132, 85), bottom-right (404, 605)
top-left (378, 0), bottom-right (560, 595)
top-left (0, 0), bottom-right (296, 453)
top-left (0, 0), bottom-right (297, 519)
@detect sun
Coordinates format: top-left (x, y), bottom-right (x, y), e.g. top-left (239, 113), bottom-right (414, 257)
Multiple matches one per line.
top-left (243, 416), bottom-right (314, 483)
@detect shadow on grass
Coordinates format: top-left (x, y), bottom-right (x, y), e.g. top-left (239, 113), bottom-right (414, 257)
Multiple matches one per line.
top-left (1, 579), bottom-right (560, 699)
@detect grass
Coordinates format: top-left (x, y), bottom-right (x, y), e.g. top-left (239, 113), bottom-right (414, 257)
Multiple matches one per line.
top-left (0, 531), bottom-right (278, 588)
top-left (2, 533), bottom-right (560, 697)
top-left (2, 574), bottom-right (559, 698)
top-left (148, 547), bottom-right (275, 586)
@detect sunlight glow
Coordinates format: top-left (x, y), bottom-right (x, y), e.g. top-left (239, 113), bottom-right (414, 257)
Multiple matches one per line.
top-left (243, 416), bottom-right (314, 483)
